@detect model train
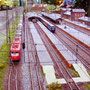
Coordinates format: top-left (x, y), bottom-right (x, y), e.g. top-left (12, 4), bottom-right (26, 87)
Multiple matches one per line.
top-left (40, 17), bottom-right (56, 33)
top-left (0, 0), bottom-right (13, 10)
top-left (10, 37), bottom-right (22, 61)
top-left (28, 12), bottom-right (56, 33)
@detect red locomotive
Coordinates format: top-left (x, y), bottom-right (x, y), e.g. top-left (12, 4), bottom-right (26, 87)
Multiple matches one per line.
top-left (10, 43), bottom-right (21, 61)
top-left (15, 30), bottom-right (22, 37)
top-left (12, 38), bottom-right (21, 44)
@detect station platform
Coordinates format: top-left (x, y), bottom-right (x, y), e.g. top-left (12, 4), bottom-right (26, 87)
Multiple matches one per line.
top-left (43, 65), bottom-right (66, 84)
top-left (42, 12), bottom-right (61, 23)
top-left (25, 13), bottom-right (90, 85)
top-left (57, 24), bottom-right (90, 47)
top-left (73, 63), bottom-right (90, 82)
top-left (29, 22), bottom-right (53, 65)
top-left (64, 19), bottom-right (90, 30)
top-left (38, 21), bottom-right (78, 66)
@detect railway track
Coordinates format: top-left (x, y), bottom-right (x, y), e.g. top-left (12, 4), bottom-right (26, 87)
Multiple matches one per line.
top-left (34, 22), bottom-right (81, 90)
top-left (55, 29), bottom-right (90, 70)
top-left (8, 61), bottom-right (18, 90)
top-left (63, 19), bottom-right (90, 36)
top-left (25, 19), bottom-right (44, 90)
top-left (42, 16), bottom-right (90, 71)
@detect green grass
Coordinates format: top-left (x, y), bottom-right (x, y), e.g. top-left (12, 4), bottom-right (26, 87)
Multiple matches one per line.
top-left (87, 70), bottom-right (90, 75)
top-left (0, 30), bottom-right (15, 90)
top-left (0, 16), bottom-right (19, 90)
top-left (41, 70), bottom-right (45, 77)
top-left (45, 5), bottom-right (56, 11)
top-left (55, 8), bottom-right (61, 11)
top-left (55, 72), bottom-right (60, 79)
top-left (83, 83), bottom-right (90, 90)
top-left (46, 82), bottom-right (62, 90)
top-left (0, 40), bottom-right (10, 90)
top-left (69, 66), bottom-right (80, 77)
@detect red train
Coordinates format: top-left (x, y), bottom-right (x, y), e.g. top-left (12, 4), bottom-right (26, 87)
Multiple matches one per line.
top-left (10, 38), bottom-right (22, 61)
top-left (12, 38), bottom-right (21, 44)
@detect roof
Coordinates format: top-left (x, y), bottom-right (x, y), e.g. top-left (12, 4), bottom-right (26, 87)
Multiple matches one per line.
top-left (64, 11), bottom-right (71, 15)
top-left (61, 8), bottom-right (67, 11)
top-left (78, 17), bottom-right (90, 22)
top-left (72, 9), bottom-right (85, 12)
top-left (61, 8), bottom-right (71, 11)
top-left (10, 44), bottom-right (21, 51)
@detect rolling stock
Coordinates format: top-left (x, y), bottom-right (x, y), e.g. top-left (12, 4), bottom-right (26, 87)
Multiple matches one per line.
top-left (40, 17), bottom-right (56, 33)
top-left (10, 43), bottom-right (21, 61)
top-left (15, 30), bottom-right (22, 36)
top-left (12, 38), bottom-right (21, 44)
top-left (28, 12), bottom-right (56, 33)
top-left (10, 36), bottom-right (22, 61)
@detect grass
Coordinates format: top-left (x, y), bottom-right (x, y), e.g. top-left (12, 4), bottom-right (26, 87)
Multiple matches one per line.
top-left (0, 30), bottom-right (15, 90)
top-left (83, 83), bottom-right (90, 90)
top-left (0, 41), bottom-right (10, 90)
top-left (45, 5), bottom-right (56, 11)
top-left (55, 8), bottom-right (61, 11)
top-left (46, 82), bottom-right (62, 90)
top-left (69, 66), bottom-right (80, 77)
top-left (87, 70), bottom-right (90, 75)
top-left (55, 72), bottom-right (60, 79)
top-left (0, 16), bottom-right (19, 90)
top-left (41, 70), bottom-right (45, 77)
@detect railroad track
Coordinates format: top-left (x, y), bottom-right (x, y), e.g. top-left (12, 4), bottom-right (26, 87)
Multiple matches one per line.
top-left (42, 16), bottom-right (90, 71)
top-left (55, 29), bottom-right (90, 70)
top-left (63, 19), bottom-right (90, 36)
top-left (34, 22), bottom-right (80, 90)
top-left (8, 61), bottom-right (18, 90)
top-left (25, 19), bottom-right (44, 90)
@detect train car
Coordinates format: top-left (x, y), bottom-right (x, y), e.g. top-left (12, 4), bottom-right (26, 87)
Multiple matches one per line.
top-left (0, 0), bottom-right (13, 10)
top-left (15, 30), bottom-right (22, 37)
top-left (10, 43), bottom-right (21, 61)
top-left (40, 17), bottom-right (56, 33)
top-left (12, 38), bottom-right (21, 44)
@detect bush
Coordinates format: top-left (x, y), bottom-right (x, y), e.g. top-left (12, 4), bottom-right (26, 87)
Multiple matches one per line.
top-left (45, 5), bottom-right (56, 11)
top-left (46, 82), bottom-right (62, 90)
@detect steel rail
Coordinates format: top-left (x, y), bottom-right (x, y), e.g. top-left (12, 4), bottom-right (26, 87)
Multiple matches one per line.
top-left (35, 23), bottom-right (80, 90)
top-left (26, 19), bottom-right (43, 90)
top-left (26, 21), bottom-right (34, 90)
top-left (42, 16), bottom-right (90, 71)
top-left (8, 60), bottom-right (18, 90)
top-left (28, 21), bottom-right (44, 90)
top-left (55, 30), bottom-right (90, 71)
top-left (42, 16), bottom-right (90, 54)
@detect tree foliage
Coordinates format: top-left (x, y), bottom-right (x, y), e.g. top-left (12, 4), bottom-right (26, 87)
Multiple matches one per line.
top-left (56, 0), bottom-right (63, 5)
top-left (74, 0), bottom-right (90, 12)
top-left (42, 0), bottom-right (90, 15)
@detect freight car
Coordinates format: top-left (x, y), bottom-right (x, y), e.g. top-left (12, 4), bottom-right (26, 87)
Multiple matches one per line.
top-left (10, 43), bottom-right (21, 61)
top-left (40, 17), bottom-right (56, 33)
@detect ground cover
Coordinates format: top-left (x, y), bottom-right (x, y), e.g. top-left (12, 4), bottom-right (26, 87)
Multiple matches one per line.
top-left (45, 5), bottom-right (56, 11)
top-left (0, 17), bottom-right (19, 90)
top-left (69, 66), bottom-right (80, 77)
top-left (46, 82), bottom-right (62, 90)
top-left (83, 83), bottom-right (90, 90)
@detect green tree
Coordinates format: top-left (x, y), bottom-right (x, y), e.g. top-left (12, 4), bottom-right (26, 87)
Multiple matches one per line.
top-left (42, 0), bottom-right (56, 4)
top-left (74, 0), bottom-right (90, 14)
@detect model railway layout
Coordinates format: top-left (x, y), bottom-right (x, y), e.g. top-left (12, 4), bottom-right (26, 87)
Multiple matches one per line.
top-left (4, 11), bottom-right (90, 90)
